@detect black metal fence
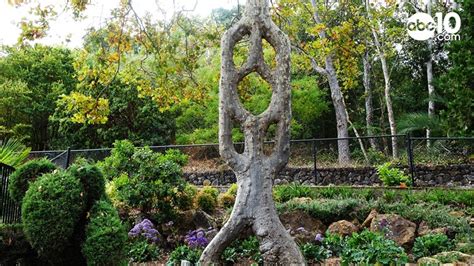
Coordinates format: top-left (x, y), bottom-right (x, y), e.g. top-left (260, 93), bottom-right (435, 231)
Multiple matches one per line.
top-left (29, 134), bottom-right (473, 181)
top-left (0, 163), bottom-right (20, 224)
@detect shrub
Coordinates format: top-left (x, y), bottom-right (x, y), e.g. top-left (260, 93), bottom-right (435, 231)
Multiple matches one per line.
top-left (174, 184), bottom-right (198, 210)
top-left (226, 183), bottom-right (238, 196)
top-left (0, 224), bottom-right (37, 265)
top-left (162, 149), bottom-right (188, 167)
top-left (69, 160), bottom-right (105, 208)
top-left (101, 140), bottom-right (190, 221)
top-left (274, 184), bottom-right (314, 202)
top-left (128, 240), bottom-right (161, 263)
top-left (219, 193), bottom-right (235, 208)
top-left (342, 230), bottom-right (408, 265)
top-left (167, 245), bottom-right (202, 265)
top-left (82, 200), bottom-right (127, 265)
top-left (21, 171), bottom-right (85, 263)
top-left (222, 236), bottom-right (262, 264)
top-left (8, 158), bottom-right (56, 202)
top-left (377, 162), bottom-right (412, 187)
top-left (300, 243), bottom-right (328, 263)
top-left (412, 234), bottom-right (454, 260)
top-left (196, 190), bottom-right (218, 213)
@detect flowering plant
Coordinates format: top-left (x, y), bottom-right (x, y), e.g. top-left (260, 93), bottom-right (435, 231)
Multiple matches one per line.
top-left (129, 219), bottom-right (160, 243)
top-left (185, 229), bottom-right (209, 248)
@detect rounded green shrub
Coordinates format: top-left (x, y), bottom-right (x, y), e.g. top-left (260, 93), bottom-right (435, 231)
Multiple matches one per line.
top-left (226, 183), bottom-right (238, 197)
top-left (68, 161), bottom-right (105, 208)
top-left (21, 171), bottom-right (85, 262)
top-left (219, 193), bottom-right (235, 208)
top-left (196, 186), bottom-right (219, 213)
top-left (82, 200), bottom-right (127, 265)
top-left (174, 183), bottom-right (198, 210)
top-left (413, 233), bottom-right (454, 260)
top-left (8, 158), bottom-right (56, 202)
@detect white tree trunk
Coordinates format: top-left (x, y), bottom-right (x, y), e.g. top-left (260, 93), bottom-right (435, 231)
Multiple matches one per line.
top-left (366, 0), bottom-right (398, 158)
top-left (363, 51), bottom-right (377, 150)
top-left (426, 0), bottom-right (435, 147)
top-left (199, 0), bottom-right (304, 264)
top-left (310, 0), bottom-right (351, 164)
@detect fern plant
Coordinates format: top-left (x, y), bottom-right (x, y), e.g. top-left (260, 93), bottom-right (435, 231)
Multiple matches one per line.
top-left (0, 138), bottom-right (31, 168)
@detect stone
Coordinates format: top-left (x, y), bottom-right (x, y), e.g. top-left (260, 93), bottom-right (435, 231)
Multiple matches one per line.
top-left (361, 209), bottom-right (378, 228)
top-left (323, 257), bottom-right (342, 266)
top-left (327, 220), bottom-right (358, 237)
top-left (433, 251), bottom-right (474, 264)
top-left (417, 257), bottom-right (440, 264)
top-left (274, 179), bottom-right (282, 185)
top-left (418, 221), bottom-right (448, 236)
top-left (370, 214), bottom-right (416, 248)
top-left (280, 210), bottom-right (326, 235)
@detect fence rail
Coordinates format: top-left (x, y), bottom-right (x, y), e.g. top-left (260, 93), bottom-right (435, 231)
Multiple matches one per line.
top-left (0, 163), bottom-right (20, 224)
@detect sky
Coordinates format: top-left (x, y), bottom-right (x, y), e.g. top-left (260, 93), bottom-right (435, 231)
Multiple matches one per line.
top-left (0, 0), bottom-right (239, 47)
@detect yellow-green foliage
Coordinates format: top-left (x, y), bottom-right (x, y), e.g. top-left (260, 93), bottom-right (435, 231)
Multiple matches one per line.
top-left (219, 193), bottom-right (235, 209)
top-left (196, 186), bottom-right (219, 213)
top-left (226, 183), bottom-right (238, 197)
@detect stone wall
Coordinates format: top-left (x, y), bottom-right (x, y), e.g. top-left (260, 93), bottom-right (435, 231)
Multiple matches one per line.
top-left (183, 164), bottom-right (474, 187)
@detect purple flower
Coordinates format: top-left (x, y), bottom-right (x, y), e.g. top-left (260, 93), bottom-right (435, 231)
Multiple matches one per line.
top-left (379, 218), bottom-right (388, 230)
top-left (185, 229), bottom-right (209, 248)
top-left (315, 233), bottom-right (324, 242)
top-left (128, 219), bottom-right (160, 243)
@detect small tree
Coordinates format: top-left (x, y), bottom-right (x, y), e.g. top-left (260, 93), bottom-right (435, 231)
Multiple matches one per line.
top-left (199, 0), bottom-right (304, 264)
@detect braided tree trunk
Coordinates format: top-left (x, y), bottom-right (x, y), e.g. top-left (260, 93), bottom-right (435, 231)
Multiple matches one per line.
top-left (199, 0), bottom-right (304, 264)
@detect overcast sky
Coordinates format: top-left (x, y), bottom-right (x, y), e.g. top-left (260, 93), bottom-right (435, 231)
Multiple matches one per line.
top-left (0, 0), bottom-right (239, 47)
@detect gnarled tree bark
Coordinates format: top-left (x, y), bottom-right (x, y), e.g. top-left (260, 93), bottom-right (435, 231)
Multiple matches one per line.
top-left (198, 0), bottom-right (304, 264)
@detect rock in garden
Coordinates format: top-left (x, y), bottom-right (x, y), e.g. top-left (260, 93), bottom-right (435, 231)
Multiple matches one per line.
top-left (327, 220), bottom-right (358, 237)
top-left (433, 251), bottom-right (474, 264)
top-left (417, 221), bottom-right (448, 236)
top-left (280, 210), bottom-right (326, 233)
top-left (361, 209), bottom-right (378, 228)
top-left (370, 214), bottom-right (416, 248)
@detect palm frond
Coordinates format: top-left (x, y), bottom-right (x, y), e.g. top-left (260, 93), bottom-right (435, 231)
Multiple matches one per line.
top-left (398, 113), bottom-right (441, 134)
top-left (0, 138), bottom-right (31, 168)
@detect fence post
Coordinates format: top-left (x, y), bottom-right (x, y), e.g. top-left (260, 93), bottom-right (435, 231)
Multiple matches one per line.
top-left (406, 134), bottom-right (416, 186)
top-left (312, 140), bottom-right (318, 182)
top-left (65, 147), bottom-right (71, 168)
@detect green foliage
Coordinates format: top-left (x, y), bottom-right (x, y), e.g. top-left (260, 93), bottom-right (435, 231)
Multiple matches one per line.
top-left (300, 243), bottom-right (328, 263)
top-left (196, 186), bottom-right (219, 213)
top-left (219, 193), bottom-right (235, 209)
top-left (68, 160), bottom-right (105, 208)
top-left (174, 183), bottom-right (198, 211)
top-left (277, 198), bottom-right (370, 224)
top-left (0, 45), bottom-right (76, 150)
top-left (222, 236), bottom-right (262, 264)
top-left (167, 245), bottom-right (202, 265)
top-left (82, 200), bottom-right (127, 265)
top-left (21, 170), bottom-right (85, 262)
top-left (0, 138), bottom-right (30, 168)
top-left (0, 224), bottom-right (37, 265)
top-left (8, 158), bottom-right (56, 203)
top-left (274, 184), bottom-right (315, 202)
top-left (377, 163), bottom-right (412, 186)
top-left (100, 140), bottom-right (189, 220)
top-left (412, 234), bottom-right (454, 260)
top-left (342, 230), bottom-right (408, 265)
top-left (226, 183), bottom-right (238, 197)
top-left (128, 240), bottom-right (161, 263)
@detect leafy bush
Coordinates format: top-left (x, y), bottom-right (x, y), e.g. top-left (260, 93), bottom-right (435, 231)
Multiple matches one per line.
top-left (341, 230), bottom-right (408, 265)
top-left (68, 160), bottom-right (105, 208)
top-left (274, 183), bottom-right (314, 202)
top-left (101, 140), bottom-right (190, 220)
top-left (196, 186), bottom-right (219, 213)
top-left (412, 234), bottom-right (454, 260)
top-left (377, 163), bottom-right (412, 186)
top-left (222, 236), bottom-right (262, 264)
top-left (82, 200), bottom-right (127, 265)
top-left (0, 224), bottom-right (37, 265)
top-left (300, 243), bottom-right (328, 263)
top-left (128, 240), bottom-right (161, 263)
top-left (21, 170), bottom-right (85, 263)
top-left (219, 193), bottom-right (235, 208)
top-left (174, 183), bottom-right (198, 210)
top-left (167, 245), bottom-right (202, 265)
top-left (8, 158), bottom-right (56, 202)
top-left (226, 183), bottom-right (238, 197)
